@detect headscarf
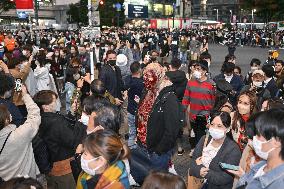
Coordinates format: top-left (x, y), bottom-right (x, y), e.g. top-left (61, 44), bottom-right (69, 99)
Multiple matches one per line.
top-left (137, 63), bottom-right (172, 146)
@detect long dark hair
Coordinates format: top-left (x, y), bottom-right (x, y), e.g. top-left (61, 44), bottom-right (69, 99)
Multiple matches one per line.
top-left (232, 90), bottom-right (257, 131)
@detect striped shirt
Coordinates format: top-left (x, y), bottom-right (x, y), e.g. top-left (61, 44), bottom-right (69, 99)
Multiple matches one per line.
top-left (182, 78), bottom-right (216, 120)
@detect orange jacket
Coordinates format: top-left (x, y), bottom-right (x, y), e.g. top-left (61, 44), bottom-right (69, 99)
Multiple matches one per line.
top-left (4, 37), bottom-right (15, 51)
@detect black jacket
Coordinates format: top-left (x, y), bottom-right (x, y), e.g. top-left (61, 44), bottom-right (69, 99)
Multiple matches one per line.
top-left (189, 135), bottom-right (241, 189)
top-left (38, 112), bottom-right (86, 163)
top-left (166, 70), bottom-right (187, 102)
top-left (137, 86), bottom-right (181, 155)
top-left (265, 78), bottom-right (278, 98)
top-left (99, 64), bottom-right (124, 99)
top-left (124, 76), bottom-right (144, 115)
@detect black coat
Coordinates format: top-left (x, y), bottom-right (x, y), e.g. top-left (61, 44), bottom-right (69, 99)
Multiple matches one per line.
top-left (166, 70), bottom-right (187, 102)
top-left (137, 86), bottom-right (181, 155)
top-left (99, 64), bottom-right (124, 99)
top-left (189, 135), bottom-right (241, 189)
top-left (265, 79), bottom-right (278, 98)
top-left (38, 112), bottom-right (86, 163)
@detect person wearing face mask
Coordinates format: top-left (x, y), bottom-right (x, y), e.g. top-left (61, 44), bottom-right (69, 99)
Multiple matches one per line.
top-left (131, 42), bottom-right (141, 62)
top-left (78, 45), bottom-right (90, 69)
top-left (33, 90), bottom-right (86, 189)
top-left (52, 48), bottom-right (65, 93)
top-left (116, 38), bottom-right (134, 66)
top-left (178, 35), bottom-right (188, 66)
top-left (93, 40), bottom-right (104, 68)
top-left (189, 111), bottom-right (241, 189)
top-left (130, 63), bottom-right (181, 185)
top-left (214, 61), bottom-right (244, 105)
top-left (159, 37), bottom-right (170, 64)
top-left (0, 85), bottom-right (41, 181)
top-left (182, 60), bottom-right (216, 147)
top-left (262, 64), bottom-right (278, 98)
top-left (241, 70), bottom-right (271, 111)
top-left (189, 35), bottom-right (200, 61)
top-left (231, 91), bottom-right (257, 151)
top-left (234, 109), bottom-right (284, 189)
top-left (77, 130), bottom-right (130, 189)
top-left (99, 50), bottom-right (125, 106)
top-left (244, 58), bottom-right (261, 86)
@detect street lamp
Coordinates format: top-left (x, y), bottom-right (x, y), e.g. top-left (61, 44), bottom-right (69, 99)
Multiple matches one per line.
top-left (251, 9), bottom-right (256, 30)
top-left (214, 8), bottom-right (218, 22)
top-left (172, 3), bottom-right (176, 28)
top-left (229, 10), bottom-right (232, 23)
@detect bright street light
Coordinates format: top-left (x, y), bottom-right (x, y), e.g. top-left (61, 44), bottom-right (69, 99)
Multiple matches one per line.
top-left (214, 8), bottom-right (219, 22)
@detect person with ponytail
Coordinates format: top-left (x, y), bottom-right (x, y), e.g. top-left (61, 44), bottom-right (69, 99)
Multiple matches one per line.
top-left (77, 130), bottom-right (130, 189)
top-left (231, 90), bottom-right (257, 151)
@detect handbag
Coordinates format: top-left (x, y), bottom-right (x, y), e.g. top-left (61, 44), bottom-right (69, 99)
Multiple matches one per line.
top-left (187, 134), bottom-right (209, 189)
top-left (70, 153), bottom-right (82, 181)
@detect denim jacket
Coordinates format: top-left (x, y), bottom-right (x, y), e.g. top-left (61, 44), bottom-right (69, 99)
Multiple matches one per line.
top-left (236, 161), bottom-right (284, 189)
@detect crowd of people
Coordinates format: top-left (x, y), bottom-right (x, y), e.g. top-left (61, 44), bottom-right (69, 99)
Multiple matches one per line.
top-left (0, 27), bottom-right (284, 189)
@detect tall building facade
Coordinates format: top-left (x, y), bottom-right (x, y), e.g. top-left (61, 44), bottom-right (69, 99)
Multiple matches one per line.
top-left (192, 0), bottom-right (240, 22)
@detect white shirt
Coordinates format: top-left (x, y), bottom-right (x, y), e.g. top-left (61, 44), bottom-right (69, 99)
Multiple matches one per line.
top-left (95, 48), bottom-right (100, 63)
top-left (263, 78), bottom-right (272, 87)
top-left (202, 140), bottom-right (222, 168)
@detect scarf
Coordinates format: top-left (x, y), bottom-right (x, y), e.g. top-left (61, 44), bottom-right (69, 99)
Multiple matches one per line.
top-left (77, 160), bottom-right (129, 189)
top-left (137, 63), bottom-right (172, 146)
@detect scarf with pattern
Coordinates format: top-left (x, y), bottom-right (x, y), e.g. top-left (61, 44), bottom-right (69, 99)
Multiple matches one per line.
top-left (137, 63), bottom-right (172, 146)
top-left (76, 160), bottom-right (129, 189)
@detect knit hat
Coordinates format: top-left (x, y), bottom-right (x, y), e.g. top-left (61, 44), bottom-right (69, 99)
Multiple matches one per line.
top-left (252, 69), bottom-right (265, 77)
top-left (116, 54), bottom-right (128, 67)
top-left (197, 60), bottom-right (209, 71)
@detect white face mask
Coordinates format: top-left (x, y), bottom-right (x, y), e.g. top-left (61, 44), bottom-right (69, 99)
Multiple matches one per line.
top-left (81, 156), bottom-right (102, 176)
top-left (81, 114), bottom-right (89, 126)
top-left (22, 50), bottom-right (27, 56)
top-left (252, 136), bottom-right (275, 160)
top-left (209, 127), bottom-right (226, 140)
top-left (224, 74), bottom-right (233, 83)
top-left (251, 66), bottom-right (258, 72)
top-left (253, 81), bottom-right (263, 88)
top-left (193, 70), bottom-right (202, 79)
top-left (237, 103), bottom-right (250, 115)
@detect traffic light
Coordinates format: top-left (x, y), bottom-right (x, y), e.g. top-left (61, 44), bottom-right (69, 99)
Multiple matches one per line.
top-left (99, 0), bottom-right (104, 5)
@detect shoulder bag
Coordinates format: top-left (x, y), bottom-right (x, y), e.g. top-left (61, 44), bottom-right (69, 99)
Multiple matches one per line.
top-left (187, 134), bottom-right (209, 189)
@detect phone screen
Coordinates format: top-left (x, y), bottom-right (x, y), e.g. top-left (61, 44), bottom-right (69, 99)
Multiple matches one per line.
top-left (15, 79), bottom-right (22, 92)
top-left (220, 163), bottom-right (239, 171)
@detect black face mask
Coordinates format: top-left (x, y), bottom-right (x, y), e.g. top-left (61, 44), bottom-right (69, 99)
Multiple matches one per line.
top-left (108, 60), bottom-right (116, 66)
